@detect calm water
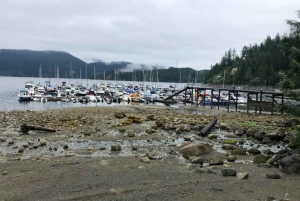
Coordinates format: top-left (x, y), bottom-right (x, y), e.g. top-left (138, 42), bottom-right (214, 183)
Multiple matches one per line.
top-left (0, 76), bottom-right (185, 111)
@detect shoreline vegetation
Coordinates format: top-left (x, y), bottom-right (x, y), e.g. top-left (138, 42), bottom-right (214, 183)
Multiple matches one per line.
top-left (1, 105), bottom-right (300, 200)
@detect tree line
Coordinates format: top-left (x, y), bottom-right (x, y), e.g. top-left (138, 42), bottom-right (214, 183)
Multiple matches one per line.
top-left (205, 10), bottom-right (300, 92)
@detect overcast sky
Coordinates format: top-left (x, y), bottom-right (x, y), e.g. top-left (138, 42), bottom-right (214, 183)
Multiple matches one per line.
top-left (1, 0), bottom-right (299, 70)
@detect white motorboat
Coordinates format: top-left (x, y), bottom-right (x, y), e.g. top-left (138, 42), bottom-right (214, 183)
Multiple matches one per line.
top-left (18, 89), bottom-right (31, 102)
top-left (24, 81), bottom-right (35, 95)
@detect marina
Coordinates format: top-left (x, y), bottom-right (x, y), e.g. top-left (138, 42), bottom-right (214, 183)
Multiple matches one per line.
top-left (0, 76), bottom-right (286, 114)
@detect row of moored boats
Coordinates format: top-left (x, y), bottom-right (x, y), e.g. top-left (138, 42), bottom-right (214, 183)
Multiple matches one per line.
top-left (18, 81), bottom-right (248, 105)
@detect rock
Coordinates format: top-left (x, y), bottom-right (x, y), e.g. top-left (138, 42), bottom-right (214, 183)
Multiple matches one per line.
top-left (3, 171), bottom-right (7, 175)
top-left (146, 152), bottom-right (157, 160)
top-left (192, 167), bottom-right (206, 173)
top-left (179, 143), bottom-right (214, 159)
top-left (39, 139), bottom-right (47, 146)
top-left (265, 197), bottom-right (276, 201)
top-left (207, 134), bottom-right (218, 139)
top-left (254, 131), bottom-right (266, 141)
top-left (253, 154), bottom-right (268, 164)
top-left (288, 149), bottom-right (300, 155)
top-left (234, 128), bottom-right (245, 136)
top-left (141, 157), bottom-right (151, 163)
top-left (266, 173), bottom-right (281, 179)
top-left (183, 136), bottom-right (192, 141)
top-left (221, 139), bottom-right (236, 145)
top-left (155, 119), bottom-right (164, 127)
top-left (222, 144), bottom-right (234, 150)
top-left (221, 168), bottom-right (236, 176)
top-left (237, 172), bottom-right (248, 179)
top-left (219, 122), bottom-right (227, 129)
top-left (264, 149), bottom-right (275, 155)
top-left (131, 145), bottom-right (138, 150)
top-left (83, 130), bottom-right (92, 136)
top-left (264, 133), bottom-right (284, 141)
top-left (186, 164), bottom-right (200, 170)
top-left (190, 156), bottom-right (204, 165)
top-left (100, 160), bottom-right (109, 166)
top-left (248, 147), bottom-right (261, 155)
top-left (119, 128), bottom-right (126, 133)
top-left (127, 132), bottom-right (135, 137)
top-left (145, 129), bottom-right (156, 134)
top-left (266, 157), bottom-right (277, 166)
top-left (0, 137), bottom-right (6, 142)
top-left (175, 127), bottom-right (182, 134)
top-left (115, 111), bottom-right (126, 118)
top-left (146, 114), bottom-right (156, 121)
top-left (262, 137), bottom-right (272, 144)
top-left (227, 155), bottom-right (237, 162)
top-left (111, 144), bottom-right (121, 151)
top-left (231, 148), bottom-right (247, 155)
top-left (63, 144), bottom-right (69, 149)
top-left (208, 157), bottom-right (223, 166)
top-left (246, 128), bottom-right (258, 137)
top-left (279, 154), bottom-right (300, 174)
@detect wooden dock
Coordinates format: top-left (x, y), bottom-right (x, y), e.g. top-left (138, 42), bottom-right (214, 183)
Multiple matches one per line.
top-left (164, 85), bottom-right (284, 115)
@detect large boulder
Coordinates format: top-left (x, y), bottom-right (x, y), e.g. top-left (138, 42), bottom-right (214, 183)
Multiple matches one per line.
top-left (264, 133), bottom-right (284, 141)
top-left (279, 154), bottom-right (300, 174)
top-left (253, 154), bottom-right (268, 164)
top-left (254, 131), bottom-right (266, 141)
top-left (246, 128), bottom-right (258, 137)
top-left (247, 147), bottom-right (261, 155)
top-left (179, 143), bottom-right (214, 159)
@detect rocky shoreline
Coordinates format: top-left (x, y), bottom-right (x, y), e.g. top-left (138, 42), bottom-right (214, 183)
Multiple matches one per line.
top-left (1, 105), bottom-right (300, 200)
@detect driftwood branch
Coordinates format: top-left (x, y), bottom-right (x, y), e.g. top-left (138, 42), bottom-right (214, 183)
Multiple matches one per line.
top-left (200, 118), bottom-right (218, 136)
top-left (20, 124), bottom-right (56, 134)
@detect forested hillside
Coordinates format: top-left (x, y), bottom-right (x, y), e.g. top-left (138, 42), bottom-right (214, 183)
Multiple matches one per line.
top-left (105, 67), bottom-right (209, 83)
top-left (205, 11), bottom-right (300, 91)
top-left (205, 34), bottom-right (290, 87)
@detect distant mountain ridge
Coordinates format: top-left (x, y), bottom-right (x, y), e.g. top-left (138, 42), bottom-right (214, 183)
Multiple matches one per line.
top-left (0, 49), bottom-right (209, 83)
top-left (0, 49), bottom-right (130, 78)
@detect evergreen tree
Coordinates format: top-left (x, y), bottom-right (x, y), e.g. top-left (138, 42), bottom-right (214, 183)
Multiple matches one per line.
top-left (280, 10), bottom-right (300, 90)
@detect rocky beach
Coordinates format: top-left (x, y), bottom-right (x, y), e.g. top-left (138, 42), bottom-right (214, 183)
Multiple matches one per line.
top-left (1, 105), bottom-right (300, 201)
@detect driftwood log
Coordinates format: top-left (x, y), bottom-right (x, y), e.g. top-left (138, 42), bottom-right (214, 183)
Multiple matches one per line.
top-left (20, 124), bottom-right (56, 134)
top-left (200, 118), bottom-right (218, 136)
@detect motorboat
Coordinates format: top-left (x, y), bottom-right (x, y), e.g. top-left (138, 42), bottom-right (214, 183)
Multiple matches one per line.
top-left (78, 96), bottom-right (89, 103)
top-left (18, 88), bottom-right (31, 102)
top-left (130, 93), bottom-right (145, 102)
top-left (86, 92), bottom-right (97, 102)
top-left (37, 84), bottom-right (45, 94)
top-left (44, 93), bottom-right (54, 101)
top-left (24, 81), bottom-right (35, 95)
top-left (32, 91), bottom-right (43, 101)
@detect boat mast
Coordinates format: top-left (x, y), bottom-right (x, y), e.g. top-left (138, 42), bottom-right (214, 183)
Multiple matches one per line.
top-left (39, 64), bottom-right (42, 78)
top-left (80, 68), bottom-right (82, 85)
top-left (86, 63), bottom-right (88, 86)
top-left (57, 64), bottom-right (59, 83)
